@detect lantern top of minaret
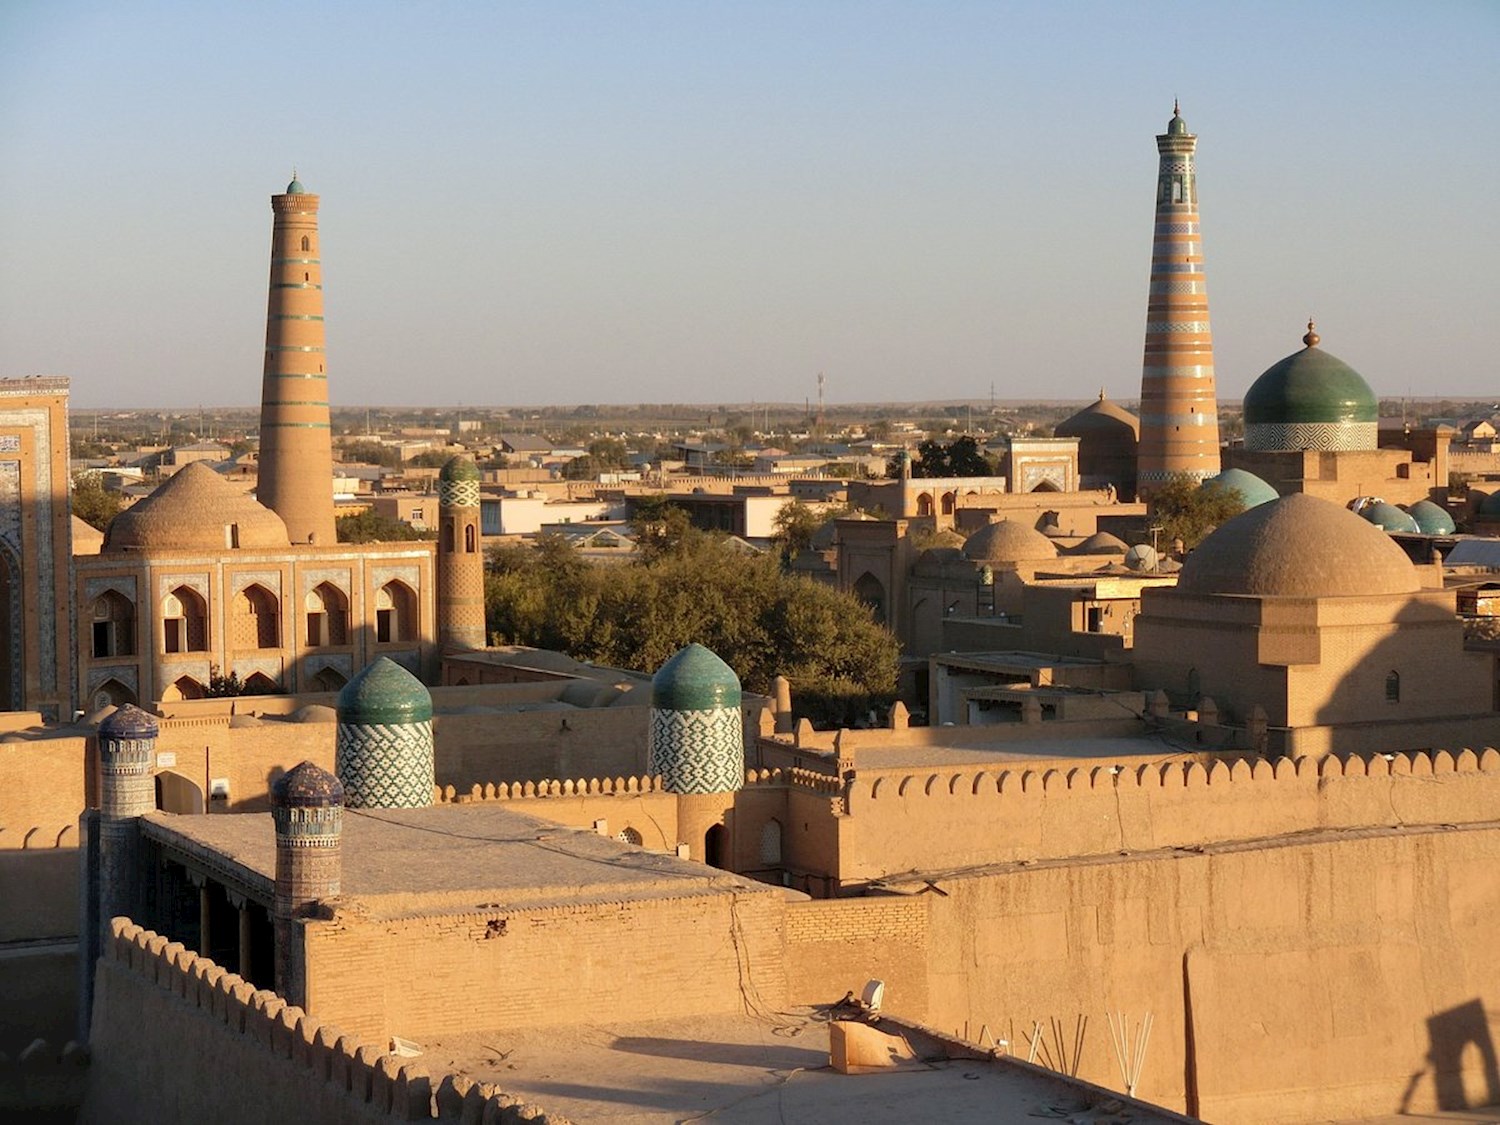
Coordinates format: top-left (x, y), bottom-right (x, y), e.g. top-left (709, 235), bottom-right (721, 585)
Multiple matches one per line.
top-left (1167, 100), bottom-right (1189, 135)
top-left (286, 169), bottom-right (306, 194)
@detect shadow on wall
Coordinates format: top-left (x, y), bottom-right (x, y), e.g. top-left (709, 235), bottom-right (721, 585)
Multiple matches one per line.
top-left (1401, 998), bottom-right (1500, 1113)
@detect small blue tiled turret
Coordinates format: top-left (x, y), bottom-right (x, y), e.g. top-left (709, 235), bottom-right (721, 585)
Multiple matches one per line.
top-left (335, 658), bottom-right (434, 808)
top-left (649, 643), bottom-right (744, 794)
top-left (98, 704), bottom-right (159, 821)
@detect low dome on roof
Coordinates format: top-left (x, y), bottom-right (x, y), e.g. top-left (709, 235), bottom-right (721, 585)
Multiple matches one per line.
top-left (104, 462), bottom-right (289, 552)
top-left (1409, 500), bottom-right (1456, 535)
top-left (1243, 324), bottom-right (1378, 451)
top-left (337, 657), bottom-right (433, 725)
top-left (1055, 391), bottom-right (1141, 438)
top-left (652, 643), bottom-right (741, 712)
top-left (440, 455), bottom-right (480, 483)
top-left (924, 528), bottom-right (967, 550)
top-left (962, 520), bottom-right (1057, 564)
top-left (1202, 468), bottom-right (1278, 509)
top-left (271, 761), bottom-right (343, 808)
top-left (290, 704), bottom-right (338, 724)
top-left (1177, 494), bottom-right (1419, 598)
top-left (98, 704), bottom-right (158, 741)
top-left (1360, 501), bottom-right (1421, 534)
top-left (1069, 532), bottom-right (1129, 556)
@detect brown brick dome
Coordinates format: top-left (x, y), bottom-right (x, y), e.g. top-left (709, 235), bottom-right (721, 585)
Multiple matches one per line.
top-left (962, 520), bottom-right (1057, 564)
top-left (1177, 493), bottom-right (1419, 598)
top-left (104, 462), bottom-right (290, 551)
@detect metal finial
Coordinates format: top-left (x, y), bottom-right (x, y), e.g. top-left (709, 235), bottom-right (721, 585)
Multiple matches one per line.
top-left (1173, 98), bottom-right (1179, 116)
top-left (1099, 386), bottom-right (1107, 400)
top-left (1303, 319), bottom-right (1320, 348)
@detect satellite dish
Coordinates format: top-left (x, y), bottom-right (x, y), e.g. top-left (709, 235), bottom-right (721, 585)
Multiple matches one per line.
top-left (860, 979), bottom-right (885, 1013)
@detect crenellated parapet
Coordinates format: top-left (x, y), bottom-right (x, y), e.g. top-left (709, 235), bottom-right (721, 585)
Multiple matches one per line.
top-left (92, 918), bottom-right (573, 1123)
top-left (838, 748), bottom-right (1500, 884)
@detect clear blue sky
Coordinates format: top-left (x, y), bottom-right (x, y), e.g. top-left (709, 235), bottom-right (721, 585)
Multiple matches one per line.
top-left (2, 0), bottom-right (1496, 409)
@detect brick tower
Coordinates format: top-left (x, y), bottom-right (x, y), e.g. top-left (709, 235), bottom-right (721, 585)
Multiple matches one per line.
top-left (257, 175), bottom-right (337, 546)
top-left (335, 657), bottom-right (435, 808)
top-left (270, 760), bottom-right (343, 1006)
top-left (437, 456), bottom-right (486, 651)
top-left (1137, 104), bottom-right (1222, 493)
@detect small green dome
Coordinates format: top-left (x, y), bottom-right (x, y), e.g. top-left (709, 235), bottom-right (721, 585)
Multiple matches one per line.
top-left (439, 455), bottom-right (480, 483)
top-left (1244, 328), bottom-right (1378, 429)
top-left (652, 643), bottom-right (741, 712)
top-left (1167, 113), bottom-right (1188, 135)
top-left (337, 657), bottom-right (433, 725)
top-left (1202, 468), bottom-right (1278, 509)
top-left (1408, 499), bottom-right (1456, 535)
top-left (1360, 501), bottom-right (1420, 534)
top-left (286, 176), bottom-right (306, 194)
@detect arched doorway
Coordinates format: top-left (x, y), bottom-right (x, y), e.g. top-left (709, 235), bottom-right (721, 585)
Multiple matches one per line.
top-left (704, 824), bottom-right (726, 869)
top-left (155, 771), bottom-right (206, 814)
top-left (852, 572), bottom-right (887, 626)
top-left (0, 545), bottom-right (18, 709)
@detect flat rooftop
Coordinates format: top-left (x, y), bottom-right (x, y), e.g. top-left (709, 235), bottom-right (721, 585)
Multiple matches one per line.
top-left (424, 1010), bottom-right (1192, 1124)
top-left (143, 804), bottom-right (777, 919)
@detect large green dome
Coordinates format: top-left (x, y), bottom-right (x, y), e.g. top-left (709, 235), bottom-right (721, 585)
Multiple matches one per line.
top-left (1243, 324), bottom-right (1378, 451)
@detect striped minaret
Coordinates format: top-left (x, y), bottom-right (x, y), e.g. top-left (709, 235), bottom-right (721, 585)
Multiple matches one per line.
top-left (1137, 104), bottom-right (1221, 493)
top-left (257, 174), bottom-right (336, 546)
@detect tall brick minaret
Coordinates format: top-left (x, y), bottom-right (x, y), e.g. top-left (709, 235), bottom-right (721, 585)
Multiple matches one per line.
top-left (1137, 104), bottom-right (1221, 493)
top-left (257, 174), bottom-right (337, 545)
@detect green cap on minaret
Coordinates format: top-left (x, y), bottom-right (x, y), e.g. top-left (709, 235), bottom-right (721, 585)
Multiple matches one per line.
top-left (439, 455), bottom-right (481, 484)
top-left (286, 171), bottom-right (306, 194)
top-left (651, 643), bottom-right (741, 712)
top-left (337, 657), bottom-right (433, 726)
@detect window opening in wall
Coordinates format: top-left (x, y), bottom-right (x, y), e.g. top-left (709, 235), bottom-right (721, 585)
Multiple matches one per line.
top-left (465, 525), bottom-right (476, 552)
top-left (1386, 670), bottom-right (1401, 704)
top-left (1086, 606), bottom-right (1103, 633)
top-left (301, 236), bottom-right (310, 252)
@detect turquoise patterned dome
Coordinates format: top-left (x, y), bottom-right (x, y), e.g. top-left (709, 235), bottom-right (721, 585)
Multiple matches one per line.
top-left (650, 644), bottom-right (743, 795)
top-left (1360, 501), bottom-right (1420, 534)
top-left (1408, 500), bottom-right (1456, 535)
top-left (651, 643), bottom-right (741, 712)
top-left (98, 703), bottom-right (159, 742)
top-left (1201, 468), bottom-right (1278, 509)
top-left (1243, 324), bottom-right (1378, 451)
top-left (337, 657), bottom-right (433, 725)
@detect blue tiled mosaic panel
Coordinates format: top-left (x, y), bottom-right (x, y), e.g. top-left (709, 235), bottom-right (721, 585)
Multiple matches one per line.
top-left (335, 719), bottom-right (434, 808)
top-left (649, 708), bottom-right (743, 795)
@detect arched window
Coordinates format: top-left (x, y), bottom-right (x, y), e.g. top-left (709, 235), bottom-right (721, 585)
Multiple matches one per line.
top-left (91, 678), bottom-right (136, 711)
top-left (616, 826), bottom-right (643, 846)
top-left (300, 235), bottom-right (310, 252)
top-left (940, 492), bottom-right (956, 516)
top-left (759, 819), bottom-right (783, 866)
top-left (1386, 670), bottom-right (1401, 704)
top-left (305, 582), bottom-right (349, 647)
top-left (165, 675), bottom-right (205, 701)
top-left (916, 493), bottom-right (934, 517)
top-left (91, 590), bottom-right (136, 658)
top-left (375, 580), bottom-right (417, 643)
top-left (243, 672), bottom-right (279, 694)
top-left (853, 572), bottom-right (886, 626)
top-left (162, 586), bottom-right (208, 653)
top-left (441, 523), bottom-right (455, 552)
top-left (465, 525), bottom-right (476, 553)
top-left (232, 584), bottom-right (279, 649)
top-left (309, 666), bottom-right (347, 693)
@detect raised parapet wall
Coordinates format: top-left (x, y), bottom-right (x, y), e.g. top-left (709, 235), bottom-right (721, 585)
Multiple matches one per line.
top-left (81, 918), bottom-right (572, 1124)
top-left (837, 749), bottom-right (1500, 884)
top-left (0, 1037), bottom-right (88, 1118)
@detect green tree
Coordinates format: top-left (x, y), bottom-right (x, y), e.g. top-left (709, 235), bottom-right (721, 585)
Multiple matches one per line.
top-left (771, 500), bottom-right (823, 560)
top-left (484, 532), bottom-right (898, 727)
top-left (405, 450), bottom-right (453, 468)
top-left (338, 440), bottom-right (401, 468)
top-left (72, 472), bottom-right (123, 531)
top-left (629, 495), bottom-right (698, 561)
top-left (1148, 473), bottom-right (1245, 550)
top-left (335, 510), bottom-right (435, 543)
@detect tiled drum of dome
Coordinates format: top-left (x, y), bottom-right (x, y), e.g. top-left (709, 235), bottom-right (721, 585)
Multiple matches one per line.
top-left (335, 720), bottom-right (434, 808)
top-left (649, 708), bottom-right (744, 794)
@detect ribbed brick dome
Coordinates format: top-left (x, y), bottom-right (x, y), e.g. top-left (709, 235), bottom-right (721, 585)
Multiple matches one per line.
top-left (104, 463), bottom-right (289, 551)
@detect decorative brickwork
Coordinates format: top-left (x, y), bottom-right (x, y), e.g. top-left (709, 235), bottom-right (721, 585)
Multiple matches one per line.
top-left (648, 708), bottom-right (744, 794)
top-left (335, 720), bottom-right (435, 808)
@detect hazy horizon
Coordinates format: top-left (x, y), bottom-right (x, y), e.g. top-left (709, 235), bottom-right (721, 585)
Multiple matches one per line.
top-left (3, 1), bottom-right (1496, 410)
